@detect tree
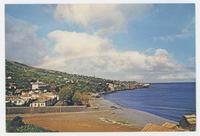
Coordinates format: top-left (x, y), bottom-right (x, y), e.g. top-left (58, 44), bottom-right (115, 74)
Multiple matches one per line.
top-left (72, 91), bottom-right (91, 106)
top-left (10, 116), bottom-right (24, 128)
top-left (7, 116), bottom-right (25, 132)
top-left (7, 118), bottom-right (50, 132)
top-left (58, 84), bottom-right (75, 105)
top-left (72, 91), bottom-right (82, 105)
top-left (81, 93), bottom-right (91, 107)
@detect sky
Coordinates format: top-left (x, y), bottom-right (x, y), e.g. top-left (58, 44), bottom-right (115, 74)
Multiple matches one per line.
top-left (5, 4), bottom-right (195, 82)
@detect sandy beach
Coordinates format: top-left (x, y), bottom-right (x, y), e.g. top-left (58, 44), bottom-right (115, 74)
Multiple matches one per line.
top-left (6, 97), bottom-right (177, 132)
top-left (94, 98), bottom-right (177, 127)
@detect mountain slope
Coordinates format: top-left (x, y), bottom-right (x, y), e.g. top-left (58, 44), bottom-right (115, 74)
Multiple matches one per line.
top-left (6, 60), bottom-right (137, 92)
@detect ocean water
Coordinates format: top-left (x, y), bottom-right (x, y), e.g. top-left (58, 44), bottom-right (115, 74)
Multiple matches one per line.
top-left (103, 83), bottom-right (196, 122)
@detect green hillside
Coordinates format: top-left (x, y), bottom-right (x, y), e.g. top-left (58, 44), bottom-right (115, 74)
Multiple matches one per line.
top-left (6, 60), bottom-right (137, 93)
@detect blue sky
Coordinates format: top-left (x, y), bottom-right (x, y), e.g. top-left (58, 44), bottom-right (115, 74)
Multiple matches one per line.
top-left (112, 4), bottom-right (195, 64)
top-left (5, 4), bottom-right (195, 82)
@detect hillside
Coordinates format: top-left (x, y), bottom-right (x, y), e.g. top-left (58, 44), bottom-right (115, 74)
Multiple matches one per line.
top-left (6, 60), bottom-right (138, 93)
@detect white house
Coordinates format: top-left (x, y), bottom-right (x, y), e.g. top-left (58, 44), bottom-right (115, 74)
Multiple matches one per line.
top-left (6, 76), bottom-right (12, 80)
top-left (143, 83), bottom-right (150, 88)
top-left (7, 83), bottom-right (17, 89)
top-left (14, 98), bottom-right (26, 106)
top-left (106, 83), bottom-right (114, 91)
top-left (6, 96), bottom-right (27, 106)
top-left (29, 93), bottom-right (58, 107)
top-left (31, 80), bottom-right (48, 90)
top-left (30, 99), bottom-right (46, 107)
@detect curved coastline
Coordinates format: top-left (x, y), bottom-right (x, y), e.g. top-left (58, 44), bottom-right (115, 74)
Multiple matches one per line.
top-left (97, 96), bottom-right (177, 128)
top-left (101, 82), bottom-right (196, 126)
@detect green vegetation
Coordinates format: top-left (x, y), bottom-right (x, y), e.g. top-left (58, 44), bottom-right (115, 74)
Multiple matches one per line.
top-left (6, 60), bottom-right (139, 106)
top-left (15, 124), bottom-right (49, 132)
top-left (58, 84), bottom-right (92, 106)
top-left (6, 116), bottom-right (51, 132)
top-left (58, 84), bottom-right (76, 105)
top-left (6, 60), bottom-right (137, 92)
top-left (6, 60), bottom-right (110, 91)
top-left (72, 91), bottom-right (91, 106)
top-left (72, 91), bottom-right (82, 105)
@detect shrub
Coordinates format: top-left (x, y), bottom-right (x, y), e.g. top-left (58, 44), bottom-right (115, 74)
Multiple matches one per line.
top-left (16, 124), bottom-right (49, 132)
top-left (6, 116), bottom-right (50, 132)
top-left (10, 116), bottom-right (24, 128)
top-left (6, 120), bottom-right (16, 132)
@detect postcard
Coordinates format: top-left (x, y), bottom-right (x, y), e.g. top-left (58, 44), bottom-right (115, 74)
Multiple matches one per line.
top-left (1, 0), bottom-right (199, 135)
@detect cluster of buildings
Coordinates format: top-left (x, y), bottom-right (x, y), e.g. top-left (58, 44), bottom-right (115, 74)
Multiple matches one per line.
top-left (6, 79), bottom-right (59, 107)
top-left (105, 82), bottom-right (150, 92)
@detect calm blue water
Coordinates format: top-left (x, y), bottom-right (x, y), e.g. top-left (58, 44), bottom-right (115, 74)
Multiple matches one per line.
top-left (103, 83), bottom-right (196, 122)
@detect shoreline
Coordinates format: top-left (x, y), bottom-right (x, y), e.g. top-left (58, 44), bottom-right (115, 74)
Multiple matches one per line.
top-left (6, 104), bottom-right (142, 132)
top-left (93, 97), bottom-right (177, 128)
top-left (6, 87), bottom-right (182, 132)
top-left (6, 97), bottom-right (178, 132)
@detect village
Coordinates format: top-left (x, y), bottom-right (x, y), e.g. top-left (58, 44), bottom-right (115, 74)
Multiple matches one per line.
top-left (6, 78), bottom-right (59, 107)
top-left (6, 76), bottom-right (196, 132)
top-left (6, 74), bottom-right (150, 108)
top-left (5, 61), bottom-right (195, 132)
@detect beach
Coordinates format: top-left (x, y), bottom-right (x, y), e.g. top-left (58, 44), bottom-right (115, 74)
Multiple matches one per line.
top-left (6, 97), bottom-right (177, 132)
top-left (91, 97), bottom-right (177, 127)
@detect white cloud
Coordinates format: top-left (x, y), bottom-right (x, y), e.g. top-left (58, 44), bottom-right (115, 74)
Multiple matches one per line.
top-left (54, 4), bottom-right (153, 36)
top-left (5, 5), bottom-right (195, 82)
top-left (47, 30), bottom-right (114, 59)
top-left (5, 15), bottom-right (49, 65)
top-left (6, 16), bottom-right (195, 82)
top-left (39, 30), bottom-right (194, 82)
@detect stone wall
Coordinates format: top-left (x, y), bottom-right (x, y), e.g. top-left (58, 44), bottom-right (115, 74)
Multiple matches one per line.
top-left (6, 106), bottom-right (86, 114)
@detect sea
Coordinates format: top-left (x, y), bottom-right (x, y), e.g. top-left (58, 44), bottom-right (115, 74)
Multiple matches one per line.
top-left (103, 82), bottom-right (196, 122)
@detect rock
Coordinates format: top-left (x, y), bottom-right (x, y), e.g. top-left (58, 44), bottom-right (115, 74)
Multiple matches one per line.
top-left (179, 114), bottom-right (196, 131)
top-left (162, 122), bottom-right (184, 131)
top-left (142, 123), bottom-right (174, 131)
top-left (142, 122), bottom-right (185, 132)
top-left (162, 122), bottom-right (178, 129)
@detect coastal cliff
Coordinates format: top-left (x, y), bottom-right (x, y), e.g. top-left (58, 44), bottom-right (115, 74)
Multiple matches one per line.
top-left (103, 82), bottom-right (150, 95)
